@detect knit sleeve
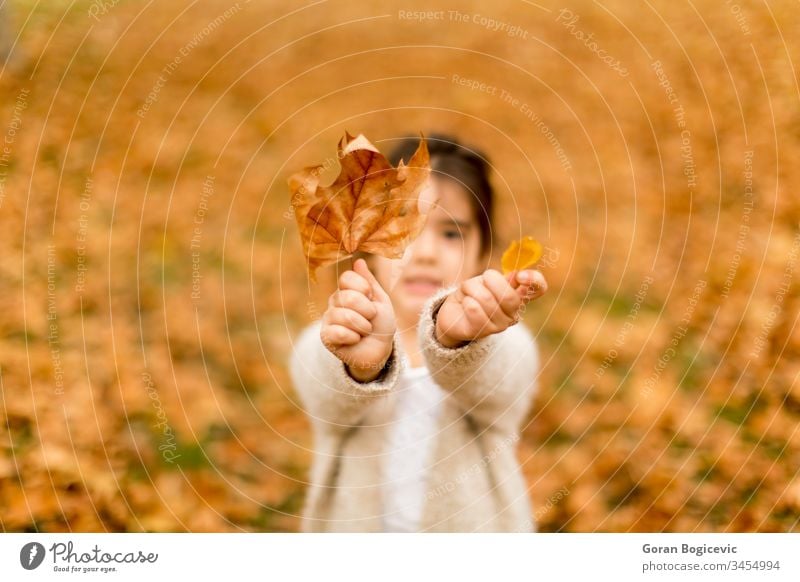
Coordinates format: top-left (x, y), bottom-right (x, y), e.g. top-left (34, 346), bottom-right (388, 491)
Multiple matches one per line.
top-left (417, 286), bottom-right (540, 434)
top-left (289, 320), bottom-right (405, 432)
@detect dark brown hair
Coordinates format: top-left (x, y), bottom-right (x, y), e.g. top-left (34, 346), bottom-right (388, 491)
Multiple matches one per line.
top-left (386, 133), bottom-right (495, 257)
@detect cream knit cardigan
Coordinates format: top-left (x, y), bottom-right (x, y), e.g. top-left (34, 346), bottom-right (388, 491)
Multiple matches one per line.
top-left (289, 286), bottom-right (540, 532)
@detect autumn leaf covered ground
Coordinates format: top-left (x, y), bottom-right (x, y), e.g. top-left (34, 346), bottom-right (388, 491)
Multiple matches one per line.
top-left (0, 0), bottom-right (798, 532)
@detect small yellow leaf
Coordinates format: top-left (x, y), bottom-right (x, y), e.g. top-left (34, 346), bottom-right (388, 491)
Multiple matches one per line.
top-left (501, 236), bottom-right (543, 274)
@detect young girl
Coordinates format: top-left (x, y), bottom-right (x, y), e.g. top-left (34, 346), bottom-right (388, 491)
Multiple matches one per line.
top-left (289, 135), bottom-right (548, 532)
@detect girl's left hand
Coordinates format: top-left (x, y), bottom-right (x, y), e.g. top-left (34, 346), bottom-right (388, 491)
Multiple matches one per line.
top-left (435, 269), bottom-right (547, 348)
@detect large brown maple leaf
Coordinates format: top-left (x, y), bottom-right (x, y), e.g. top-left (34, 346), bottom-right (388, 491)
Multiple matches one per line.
top-left (288, 132), bottom-right (431, 282)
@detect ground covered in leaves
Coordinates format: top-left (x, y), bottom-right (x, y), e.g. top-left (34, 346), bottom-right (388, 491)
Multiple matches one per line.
top-left (1, 0), bottom-right (798, 532)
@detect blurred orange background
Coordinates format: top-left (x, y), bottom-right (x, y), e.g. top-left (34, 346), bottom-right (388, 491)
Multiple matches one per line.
top-left (0, 0), bottom-right (798, 532)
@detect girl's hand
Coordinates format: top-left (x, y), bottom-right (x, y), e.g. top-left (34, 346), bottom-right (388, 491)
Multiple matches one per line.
top-left (435, 269), bottom-right (547, 348)
top-left (320, 258), bottom-right (397, 382)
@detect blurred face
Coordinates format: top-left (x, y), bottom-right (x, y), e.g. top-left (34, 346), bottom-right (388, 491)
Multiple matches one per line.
top-left (370, 176), bottom-right (485, 327)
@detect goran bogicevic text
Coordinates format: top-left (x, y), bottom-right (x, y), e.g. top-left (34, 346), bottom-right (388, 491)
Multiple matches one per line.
top-left (643, 543), bottom-right (738, 557)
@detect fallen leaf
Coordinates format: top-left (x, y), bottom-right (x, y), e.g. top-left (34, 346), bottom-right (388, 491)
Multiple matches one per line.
top-left (288, 132), bottom-right (431, 282)
top-left (501, 236), bottom-right (543, 274)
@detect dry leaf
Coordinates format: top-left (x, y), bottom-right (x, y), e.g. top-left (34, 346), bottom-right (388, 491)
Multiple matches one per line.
top-left (288, 132), bottom-right (431, 282)
top-left (501, 236), bottom-right (543, 274)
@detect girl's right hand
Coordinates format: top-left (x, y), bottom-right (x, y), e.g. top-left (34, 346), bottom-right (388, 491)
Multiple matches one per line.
top-left (320, 258), bottom-right (396, 383)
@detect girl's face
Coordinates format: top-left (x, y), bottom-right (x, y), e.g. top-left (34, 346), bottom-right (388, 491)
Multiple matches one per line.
top-left (370, 176), bottom-right (486, 326)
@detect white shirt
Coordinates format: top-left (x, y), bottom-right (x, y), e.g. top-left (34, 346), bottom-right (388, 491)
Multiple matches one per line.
top-left (382, 365), bottom-right (445, 532)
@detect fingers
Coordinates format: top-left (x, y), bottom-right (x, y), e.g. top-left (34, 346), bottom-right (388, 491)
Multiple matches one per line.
top-left (320, 323), bottom-right (360, 348)
top-left (482, 270), bottom-right (522, 319)
top-left (324, 258), bottom-right (390, 352)
top-left (514, 270), bottom-right (548, 303)
top-left (461, 295), bottom-right (491, 331)
top-left (461, 276), bottom-right (512, 329)
top-left (330, 289), bottom-right (378, 320)
top-left (337, 258), bottom-right (391, 310)
top-left (462, 277), bottom-right (495, 307)
top-left (325, 307), bottom-right (373, 336)
top-left (338, 264), bottom-right (373, 300)
top-left (461, 273), bottom-right (516, 330)
top-left (353, 258), bottom-right (390, 303)
top-left (458, 268), bottom-right (548, 335)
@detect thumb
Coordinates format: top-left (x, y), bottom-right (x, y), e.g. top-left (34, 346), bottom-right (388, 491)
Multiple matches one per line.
top-left (511, 269), bottom-right (546, 302)
top-left (353, 258), bottom-right (390, 303)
